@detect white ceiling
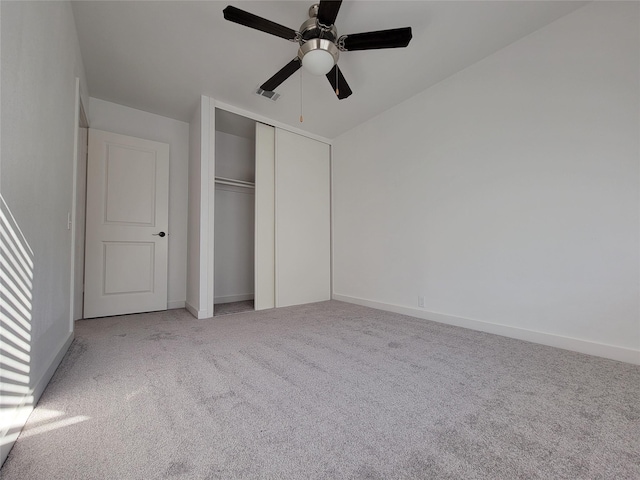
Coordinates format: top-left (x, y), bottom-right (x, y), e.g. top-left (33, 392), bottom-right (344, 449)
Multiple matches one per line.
top-left (72, 1), bottom-right (586, 139)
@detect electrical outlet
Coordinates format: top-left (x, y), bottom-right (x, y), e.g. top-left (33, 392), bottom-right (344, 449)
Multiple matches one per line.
top-left (418, 295), bottom-right (425, 308)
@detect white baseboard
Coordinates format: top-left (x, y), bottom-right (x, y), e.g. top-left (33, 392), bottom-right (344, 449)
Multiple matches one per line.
top-left (1, 331), bottom-right (74, 466)
top-left (185, 302), bottom-right (209, 319)
top-left (214, 294), bottom-right (254, 304)
top-left (332, 294), bottom-right (640, 365)
top-left (34, 332), bottom-right (75, 404)
top-left (167, 300), bottom-right (186, 310)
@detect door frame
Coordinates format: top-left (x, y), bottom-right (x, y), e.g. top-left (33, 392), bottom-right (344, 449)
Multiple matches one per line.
top-left (69, 78), bottom-right (89, 328)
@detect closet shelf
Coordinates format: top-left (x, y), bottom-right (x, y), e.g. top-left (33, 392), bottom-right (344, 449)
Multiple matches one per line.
top-left (215, 176), bottom-right (255, 189)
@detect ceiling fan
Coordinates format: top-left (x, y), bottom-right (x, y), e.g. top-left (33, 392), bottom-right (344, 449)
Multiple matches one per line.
top-left (223, 1), bottom-right (412, 100)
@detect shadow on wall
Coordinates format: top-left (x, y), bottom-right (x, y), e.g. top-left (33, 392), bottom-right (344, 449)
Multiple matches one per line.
top-left (0, 194), bottom-right (34, 460)
top-left (0, 196), bottom-right (91, 467)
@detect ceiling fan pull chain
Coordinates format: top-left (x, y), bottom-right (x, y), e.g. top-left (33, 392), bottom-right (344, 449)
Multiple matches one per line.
top-left (335, 66), bottom-right (339, 96)
top-left (299, 68), bottom-right (304, 123)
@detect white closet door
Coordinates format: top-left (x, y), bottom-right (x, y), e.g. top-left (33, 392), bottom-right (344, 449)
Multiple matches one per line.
top-left (254, 123), bottom-right (276, 310)
top-left (275, 129), bottom-right (330, 307)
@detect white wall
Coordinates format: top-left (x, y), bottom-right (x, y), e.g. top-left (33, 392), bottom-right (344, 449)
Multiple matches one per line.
top-left (214, 131), bottom-right (255, 304)
top-left (214, 185), bottom-right (255, 303)
top-left (332, 2), bottom-right (640, 364)
top-left (87, 98), bottom-right (189, 309)
top-left (215, 131), bottom-right (255, 183)
top-left (1, 0), bottom-right (89, 464)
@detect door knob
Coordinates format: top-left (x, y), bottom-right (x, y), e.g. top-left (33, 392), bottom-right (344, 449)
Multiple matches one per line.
top-left (153, 232), bottom-right (166, 237)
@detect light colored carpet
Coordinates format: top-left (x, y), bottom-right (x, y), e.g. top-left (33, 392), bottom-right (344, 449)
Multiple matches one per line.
top-left (2, 301), bottom-right (639, 479)
top-left (214, 300), bottom-right (254, 316)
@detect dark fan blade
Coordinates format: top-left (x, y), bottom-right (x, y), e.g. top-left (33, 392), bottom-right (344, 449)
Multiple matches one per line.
top-left (326, 65), bottom-right (352, 100)
top-left (340, 27), bottom-right (412, 51)
top-left (223, 5), bottom-right (297, 41)
top-left (317, 0), bottom-right (342, 26)
top-left (260, 58), bottom-right (302, 92)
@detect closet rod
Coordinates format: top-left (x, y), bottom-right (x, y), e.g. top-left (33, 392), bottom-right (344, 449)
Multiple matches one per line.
top-left (215, 176), bottom-right (255, 189)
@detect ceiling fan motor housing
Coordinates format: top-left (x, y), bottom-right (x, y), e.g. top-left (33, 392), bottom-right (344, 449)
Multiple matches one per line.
top-left (297, 3), bottom-right (339, 74)
top-left (299, 12), bottom-right (337, 42)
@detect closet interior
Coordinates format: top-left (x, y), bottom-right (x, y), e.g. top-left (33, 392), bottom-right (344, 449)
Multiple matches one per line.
top-left (213, 109), bottom-right (257, 316)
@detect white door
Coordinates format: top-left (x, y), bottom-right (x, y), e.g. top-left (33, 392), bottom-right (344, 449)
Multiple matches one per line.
top-left (275, 129), bottom-right (331, 307)
top-left (84, 129), bottom-right (170, 318)
top-left (254, 123), bottom-right (275, 310)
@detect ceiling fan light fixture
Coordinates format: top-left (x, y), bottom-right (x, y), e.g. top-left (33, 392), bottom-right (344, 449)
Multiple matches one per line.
top-left (298, 39), bottom-right (339, 76)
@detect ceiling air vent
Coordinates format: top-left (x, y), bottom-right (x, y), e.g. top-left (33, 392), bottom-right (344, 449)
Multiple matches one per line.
top-left (255, 87), bottom-right (280, 101)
